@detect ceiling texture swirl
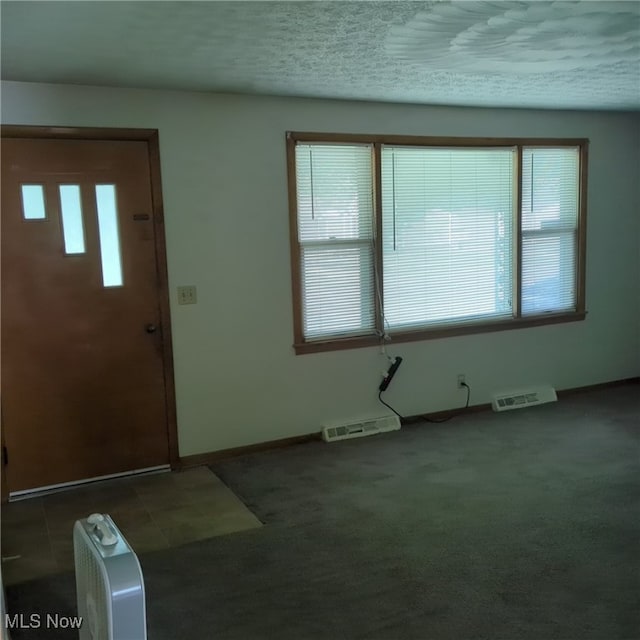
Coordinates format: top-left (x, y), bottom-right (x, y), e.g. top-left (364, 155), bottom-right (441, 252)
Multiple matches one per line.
top-left (1, 1), bottom-right (639, 111)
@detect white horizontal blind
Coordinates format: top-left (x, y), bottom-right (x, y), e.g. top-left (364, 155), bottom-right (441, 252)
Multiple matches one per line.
top-left (521, 147), bottom-right (579, 315)
top-left (381, 146), bottom-right (514, 330)
top-left (295, 143), bottom-right (375, 340)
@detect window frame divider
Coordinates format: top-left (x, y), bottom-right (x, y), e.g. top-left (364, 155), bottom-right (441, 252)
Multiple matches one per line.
top-left (515, 145), bottom-right (523, 318)
top-left (286, 133), bottom-right (305, 345)
top-left (577, 142), bottom-right (589, 314)
top-left (294, 310), bottom-right (587, 355)
top-left (372, 142), bottom-right (384, 337)
top-left (288, 132), bottom-right (588, 148)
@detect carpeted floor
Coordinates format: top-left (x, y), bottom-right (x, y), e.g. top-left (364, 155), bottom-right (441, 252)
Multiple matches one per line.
top-left (5, 383), bottom-right (639, 639)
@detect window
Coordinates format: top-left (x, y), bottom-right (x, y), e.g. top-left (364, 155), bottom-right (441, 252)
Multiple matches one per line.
top-left (58, 185), bottom-right (86, 254)
top-left (95, 184), bottom-right (124, 287)
top-left (287, 133), bottom-right (587, 354)
top-left (295, 143), bottom-right (375, 339)
top-left (20, 184), bottom-right (47, 220)
top-left (381, 146), bottom-right (514, 329)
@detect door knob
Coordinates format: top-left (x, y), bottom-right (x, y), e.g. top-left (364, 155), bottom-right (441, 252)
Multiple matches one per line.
top-left (145, 324), bottom-right (157, 333)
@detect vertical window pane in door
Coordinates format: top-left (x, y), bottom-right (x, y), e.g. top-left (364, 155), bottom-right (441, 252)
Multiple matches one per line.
top-left (21, 184), bottom-right (46, 219)
top-left (58, 185), bottom-right (85, 254)
top-left (95, 184), bottom-right (123, 287)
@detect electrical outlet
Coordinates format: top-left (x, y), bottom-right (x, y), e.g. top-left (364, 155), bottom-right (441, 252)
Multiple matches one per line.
top-left (457, 374), bottom-right (466, 388)
top-left (177, 285), bottom-right (197, 305)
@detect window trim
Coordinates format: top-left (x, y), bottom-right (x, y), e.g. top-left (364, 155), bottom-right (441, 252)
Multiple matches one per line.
top-left (287, 132), bottom-right (588, 355)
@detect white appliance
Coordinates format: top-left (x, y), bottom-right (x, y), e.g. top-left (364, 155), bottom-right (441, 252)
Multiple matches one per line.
top-left (492, 385), bottom-right (557, 412)
top-left (322, 415), bottom-right (401, 442)
top-left (74, 513), bottom-right (146, 640)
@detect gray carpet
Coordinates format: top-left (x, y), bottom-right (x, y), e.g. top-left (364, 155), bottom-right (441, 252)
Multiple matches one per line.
top-left (5, 383), bottom-right (639, 639)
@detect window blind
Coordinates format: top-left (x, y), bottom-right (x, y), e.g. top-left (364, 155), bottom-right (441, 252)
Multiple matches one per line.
top-left (380, 146), bottom-right (515, 330)
top-left (521, 147), bottom-right (579, 314)
top-left (295, 143), bottom-right (376, 340)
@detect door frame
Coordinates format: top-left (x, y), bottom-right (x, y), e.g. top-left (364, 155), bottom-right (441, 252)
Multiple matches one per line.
top-left (1, 125), bottom-right (180, 479)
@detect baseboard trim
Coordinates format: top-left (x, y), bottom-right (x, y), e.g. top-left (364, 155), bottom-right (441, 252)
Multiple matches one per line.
top-left (556, 376), bottom-right (639, 396)
top-left (406, 376), bottom-right (640, 423)
top-left (178, 377), bottom-right (639, 468)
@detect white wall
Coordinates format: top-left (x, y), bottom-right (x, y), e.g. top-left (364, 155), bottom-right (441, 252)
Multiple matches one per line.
top-left (2, 81), bottom-right (639, 456)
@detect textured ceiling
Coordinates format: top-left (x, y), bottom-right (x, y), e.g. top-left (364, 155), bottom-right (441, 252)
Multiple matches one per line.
top-left (1, 1), bottom-right (639, 111)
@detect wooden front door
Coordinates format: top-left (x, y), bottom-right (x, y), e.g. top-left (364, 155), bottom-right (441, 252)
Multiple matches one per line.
top-left (1, 130), bottom-right (177, 494)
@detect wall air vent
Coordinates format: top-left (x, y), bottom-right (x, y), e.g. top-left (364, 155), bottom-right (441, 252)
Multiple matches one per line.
top-left (322, 415), bottom-right (401, 443)
top-left (492, 385), bottom-right (557, 412)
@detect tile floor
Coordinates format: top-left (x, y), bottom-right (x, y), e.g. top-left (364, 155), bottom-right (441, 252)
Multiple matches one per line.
top-left (1, 466), bottom-right (262, 585)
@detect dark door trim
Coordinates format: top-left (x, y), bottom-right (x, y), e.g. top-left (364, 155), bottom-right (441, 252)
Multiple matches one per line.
top-left (1, 125), bottom-right (179, 470)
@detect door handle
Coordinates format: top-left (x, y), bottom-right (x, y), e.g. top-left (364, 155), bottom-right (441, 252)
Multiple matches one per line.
top-left (145, 324), bottom-right (158, 334)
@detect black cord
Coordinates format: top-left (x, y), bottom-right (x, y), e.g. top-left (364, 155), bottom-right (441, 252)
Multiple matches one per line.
top-left (377, 382), bottom-right (471, 424)
top-left (463, 382), bottom-right (471, 408)
top-left (378, 390), bottom-right (404, 419)
top-left (423, 382), bottom-right (470, 423)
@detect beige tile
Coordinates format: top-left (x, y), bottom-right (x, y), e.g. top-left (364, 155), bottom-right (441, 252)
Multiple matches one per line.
top-left (1, 498), bottom-right (46, 526)
top-left (118, 522), bottom-right (169, 554)
top-left (2, 553), bottom-right (60, 585)
top-left (160, 518), bottom-right (221, 547)
top-left (44, 513), bottom-right (82, 540)
top-left (207, 511), bottom-right (262, 536)
top-left (134, 485), bottom-right (188, 509)
top-left (44, 486), bottom-right (100, 508)
top-left (196, 499), bottom-right (254, 521)
top-left (43, 498), bottom-right (102, 525)
top-left (128, 472), bottom-right (175, 493)
top-left (161, 509), bottom-right (261, 546)
top-left (52, 547), bottom-right (75, 573)
top-left (189, 485), bottom-right (247, 509)
top-left (146, 504), bottom-right (206, 527)
top-left (43, 507), bottom-right (91, 529)
top-left (187, 479), bottom-right (239, 499)
top-left (48, 527), bottom-right (74, 551)
top-left (86, 493), bottom-right (140, 515)
top-left (108, 504), bottom-right (154, 530)
top-left (2, 523), bottom-right (51, 557)
top-left (45, 485), bottom-right (137, 519)
top-left (191, 485), bottom-right (256, 516)
top-left (171, 467), bottom-right (220, 490)
top-left (91, 476), bottom-right (139, 492)
top-left (1, 466), bottom-right (261, 584)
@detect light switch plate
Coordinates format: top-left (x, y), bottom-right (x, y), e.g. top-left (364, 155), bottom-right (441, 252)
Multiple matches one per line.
top-left (177, 285), bottom-right (197, 305)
